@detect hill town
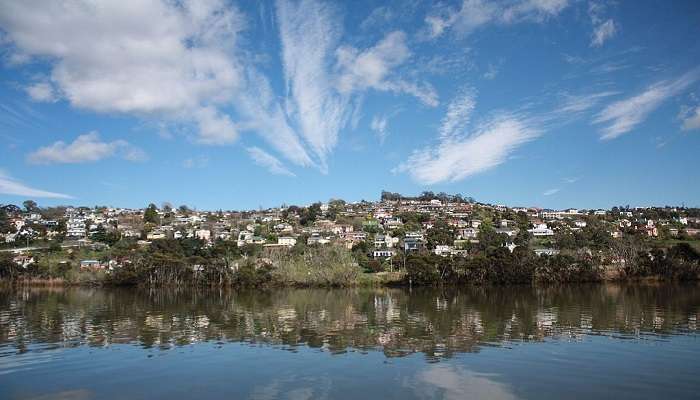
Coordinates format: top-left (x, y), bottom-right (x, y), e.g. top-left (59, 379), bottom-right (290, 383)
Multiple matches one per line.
top-left (1, 191), bottom-right (699, 286)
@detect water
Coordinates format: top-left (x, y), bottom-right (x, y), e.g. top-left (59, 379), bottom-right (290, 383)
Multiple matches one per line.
top-left (1, 284), bottom-right (699, 399)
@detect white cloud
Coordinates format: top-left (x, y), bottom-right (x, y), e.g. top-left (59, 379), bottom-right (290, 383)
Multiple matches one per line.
top-left (590, 19), bottom-right (616, 47)
top-left (395, 114), bottom-right (539, 184)
top-left (543, 188), bottom-right (560, 196)
top-left (192, 106), bottom-right (238, 145)
top-left (370, 109), bottom-right (402, 143)
top-left (27, 132), bottom-right (146, 164)
top-left (26, 82), bottom-right (58, 102)
top-left (234, 68), bottom-right (314, 167)
top-left (557, 91), bottom-right (618, 114)
top-left (424, 0), bottom-right (570, 39)
top-left (370, 115), bottom-right (389, 143)
top-left (276, 0), bottom-right (349, 171)
top-left (0, 0), bottom-right (243, 143)
top-left (439, 88), bottom-right (476, 139)
top-left (483, 63), bottom-right (499, 80)
top-left (0, 170), bottom-right (72, 199)
top-left (680, 106), bottom-right (700, 131)
top-left (588, 2), bottom-right (617, 47)
top-left (276, 0), bottom-right (432, 172)
top-left (594, 70), bottom-right (700, 140)
top-left (414, 364), bottom-right (517, 400)
top-left (247, 147), bottom-right (295, 177)
top-left (336, 31), bottom-right (438, 106)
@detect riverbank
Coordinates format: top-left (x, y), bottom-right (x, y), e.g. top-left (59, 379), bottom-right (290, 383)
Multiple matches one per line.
top-left (2, 240), bottom-right (699, 288)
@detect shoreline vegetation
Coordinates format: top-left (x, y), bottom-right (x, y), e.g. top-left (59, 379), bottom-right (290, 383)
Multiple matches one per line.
top-left (2, 192), bottom-right (700, 288)
top-left (2, 241), bottom-right (699, 288)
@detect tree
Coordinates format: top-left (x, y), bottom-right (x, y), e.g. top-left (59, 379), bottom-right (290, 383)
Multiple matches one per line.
top-left (144, 203), bottom-right (159, 224)
top-left (426, 220), bottom-right (455, 250)
top-left (0, 208), bottom-right (11, 233)
top-left (477, 223), bottom-right (507, 252)
top-left (23, 200), bottom-right (38, 213)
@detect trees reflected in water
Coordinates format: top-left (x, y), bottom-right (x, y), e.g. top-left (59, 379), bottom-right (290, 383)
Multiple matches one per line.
top-left (1, 284), bottom-right (698, 360)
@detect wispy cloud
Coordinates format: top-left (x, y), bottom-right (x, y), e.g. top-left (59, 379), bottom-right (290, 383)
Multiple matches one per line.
top-left (336, 31), bottom-right (438, 106)
top-left (591, 19), bottom-right (616, 47)
top-left (680, 106), bottom-right (700, 131)
top-left (557, 90), bottom-right (619, 114)
top-left (593, 69), bottom-right (700, 139)
top-left (0, 170), bottom-right (72, 199)
top-left (276, 0), bottom-right (433, 172)
top-left (25, 82), bottom-right (58, 102)
top-left (423, 0), bottom-right (570, 39)
top-left (370, 115), bottom-right (389, 143)
top-left (247, 147), bottom-right (295, 177)
top-left (276, 0), bottom-right (348, 171)
top-left (370, 109), bottom-right (402, 143)
top-left (235, 68), bottom-right (314, 168)
top-left (27, 132), bottom-right (146, 164)
top-left (395, 112), bottom-right (539, 184)
top-left (543, 188), bottom-right (560, 196)
top-left (439, 88), bottom-right (476, 139)
top-left (589, 2), bottom-right (617, 47)
top-left (182, 156), bottom-right (209, 169)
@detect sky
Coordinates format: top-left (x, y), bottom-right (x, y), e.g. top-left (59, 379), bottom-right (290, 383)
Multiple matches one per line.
top-left (0, 0), bottom-right (699, 211)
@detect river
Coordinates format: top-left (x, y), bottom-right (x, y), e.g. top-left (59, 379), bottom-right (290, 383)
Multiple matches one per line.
top-left (1, 284), bottom-right (699, 399)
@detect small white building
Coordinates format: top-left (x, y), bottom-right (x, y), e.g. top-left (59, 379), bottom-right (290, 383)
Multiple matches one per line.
top-left (277, 236), bottom-right (297, 247)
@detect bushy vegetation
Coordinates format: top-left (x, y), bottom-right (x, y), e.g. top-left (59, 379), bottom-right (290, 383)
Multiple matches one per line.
top-left (1, 233), bottom-right (698, 288)
top-left (403, 243), bottom-right (699, 286)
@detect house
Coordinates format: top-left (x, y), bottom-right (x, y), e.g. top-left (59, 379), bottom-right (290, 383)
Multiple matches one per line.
top-left (4, 233), bottom-right (17, 243)
top-left (433, 245), bottom-right (453, 256)
top-left (534, 248), bottom-right (560, 256)
top-left (540, 210), bottom-right (562, 220)
top-left (495, 227), bottom-right (518, 237)
top-left (307, 234), bottom-right (330, 245)
top-left (639, 225), bottom-right (658, 237)
top-left (528, 223), bottom-right (554, 236)
top-left (372, 249), bottom-right (395, 259)
top-left (619, 219), bottom-right (632, 228)
top-left (458, 227), bottom-right (478, 239)
top-left (237, 231), bottom-right (254, 247)
top-left (147, 230), bottom-right (166, 240)
top-left (13, 254), bottom-right (35, 268)
top-left (195, 229), bottom-right (211, 241)
top-left (80, 260), bottom-right (103, 270)
top-left (277, 236), bottom-right (297, 247)
top-left (374, 234), bottom-right (398, 248)
top-left (404, 237), bottom-right (424, 253)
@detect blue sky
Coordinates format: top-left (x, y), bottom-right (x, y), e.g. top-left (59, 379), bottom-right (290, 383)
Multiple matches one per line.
top-left (0, 0), bottom-right (699, 210)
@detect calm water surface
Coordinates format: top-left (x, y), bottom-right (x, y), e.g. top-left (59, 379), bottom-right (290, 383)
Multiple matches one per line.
top-left (1, 284), bottom-right (699, 399)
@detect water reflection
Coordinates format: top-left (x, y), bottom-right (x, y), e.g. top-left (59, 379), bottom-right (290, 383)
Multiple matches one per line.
top-left (1, 284), bottom-right (699, 362)
top-left (413, 365), bottom-right (516, 400)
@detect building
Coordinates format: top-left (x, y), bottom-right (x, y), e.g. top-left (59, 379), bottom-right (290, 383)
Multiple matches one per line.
top-left (372, 249), bottom-right (395, 259)
top-left (277, 236), bottom-right (297, 247)
top-left (528, 223), bottom-right (554, 236)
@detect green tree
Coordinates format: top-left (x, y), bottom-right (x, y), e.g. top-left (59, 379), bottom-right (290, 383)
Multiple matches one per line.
top-left (144, 203), bottom-right (159, 224)
top-left (23, 200), bottom-right (38, 212)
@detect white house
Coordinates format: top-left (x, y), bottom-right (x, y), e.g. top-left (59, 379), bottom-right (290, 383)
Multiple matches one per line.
top-left (277, 236), bottom-right (297, 247)
top-left (372, 249), bottom-right (395, 259)
top-left (528, 223), bottom-right (554, 236)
